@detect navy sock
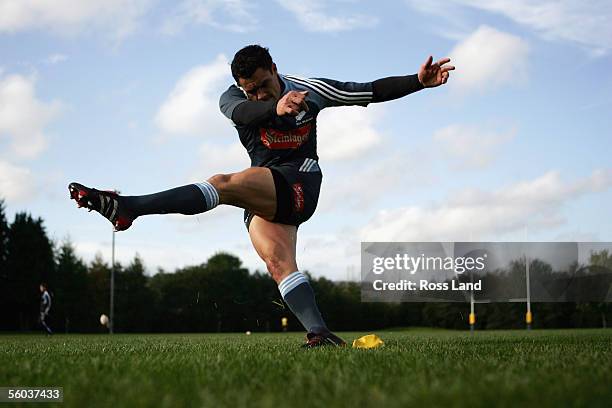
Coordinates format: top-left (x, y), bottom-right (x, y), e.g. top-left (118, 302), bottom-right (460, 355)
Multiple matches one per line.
top-left (123, 182), bottom-right (219, 217)
top-left (279, 271), bottom-right (328, 334)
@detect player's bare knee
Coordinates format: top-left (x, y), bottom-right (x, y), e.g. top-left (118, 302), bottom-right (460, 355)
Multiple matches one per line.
top-left (207, 174), bottom-right (230, 190)
top-left (207, 174), bottom-right (230, 191)
top-left (207, 174), bottom-right (236, 204)
top-left (209, 172), bottom-right (249, 194)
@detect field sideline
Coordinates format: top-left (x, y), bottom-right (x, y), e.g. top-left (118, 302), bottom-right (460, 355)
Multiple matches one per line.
top-left (1, 329), bottom-right (611, 407)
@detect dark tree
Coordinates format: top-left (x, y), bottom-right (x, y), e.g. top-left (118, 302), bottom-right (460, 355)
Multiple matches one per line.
top-left (114, 254), bottom-right (156, 332)
top-left (54, 239), bottom-right (91, 332)
top-left (0, 200), bottom-right (10, 329)
top-left (4, 212), bottom-right (55, 330)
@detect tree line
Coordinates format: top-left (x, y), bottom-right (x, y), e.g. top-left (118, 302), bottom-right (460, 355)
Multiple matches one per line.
top-left (0, 200), bottom-right (610, 333)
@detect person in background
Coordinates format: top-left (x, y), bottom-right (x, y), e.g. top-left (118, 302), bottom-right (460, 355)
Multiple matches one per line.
top-left (39, 283), bottom-right (53, 335)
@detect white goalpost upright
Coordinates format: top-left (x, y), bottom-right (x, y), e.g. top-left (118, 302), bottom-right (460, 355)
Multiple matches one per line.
top-left (525, 225), bottom-right (532, 330)
top-left (467, 228), bottom-right (533, 331)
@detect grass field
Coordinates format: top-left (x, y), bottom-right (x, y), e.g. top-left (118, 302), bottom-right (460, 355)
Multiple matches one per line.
top-left (1, 329), bottom-right (611, 407)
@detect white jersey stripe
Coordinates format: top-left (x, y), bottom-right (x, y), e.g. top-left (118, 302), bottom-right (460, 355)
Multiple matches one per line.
top-left (298, 158), bottom-right (320, 172)
top-left (308, 77), bottom-right (373, 97)
top-left (284, 76), bottom-right (371, 105)
top-left (285, 75), bottom-right (372, 103)
top-left (285, 75), bottom-right (372, 97)
top-left (300, 158), bottom-right (314, 172)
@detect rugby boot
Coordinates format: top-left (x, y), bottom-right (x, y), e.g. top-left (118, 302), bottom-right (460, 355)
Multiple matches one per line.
top-left (68, 182), bottom-right (134, 231)
top-left (302, 330), bottom-right (347, 348)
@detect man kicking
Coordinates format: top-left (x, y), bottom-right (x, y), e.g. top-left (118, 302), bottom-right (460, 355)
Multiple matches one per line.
top-left (69, 45), bottom-right (453, 347)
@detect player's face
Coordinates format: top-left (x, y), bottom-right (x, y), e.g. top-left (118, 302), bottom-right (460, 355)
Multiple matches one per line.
top-left (238, 64), bottom-right (281, 102)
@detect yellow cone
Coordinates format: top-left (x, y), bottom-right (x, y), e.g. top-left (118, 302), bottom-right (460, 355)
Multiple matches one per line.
top-left (352, 334), bottom-right (384, 349)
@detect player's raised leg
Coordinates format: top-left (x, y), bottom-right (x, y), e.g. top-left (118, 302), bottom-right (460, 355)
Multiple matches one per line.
top-left (248, 215), bottom-right (345, 347)
top-left (68, 167), bottom-right (277, 231)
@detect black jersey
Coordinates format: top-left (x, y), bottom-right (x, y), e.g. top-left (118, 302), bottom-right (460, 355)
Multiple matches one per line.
top-left (219, 74), bottom-right (374, 168)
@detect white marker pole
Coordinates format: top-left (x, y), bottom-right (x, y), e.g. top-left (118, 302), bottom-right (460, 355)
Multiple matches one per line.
top-left (110, 226), bottom-right (115, 334)
top-left (109, 189), bottom-right (120, 335)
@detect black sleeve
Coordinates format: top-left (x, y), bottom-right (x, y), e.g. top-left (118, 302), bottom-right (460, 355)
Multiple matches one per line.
top-left (371, 74), bottom-right (424, 103)
top-left (231, 100), bottom-right (277, 126)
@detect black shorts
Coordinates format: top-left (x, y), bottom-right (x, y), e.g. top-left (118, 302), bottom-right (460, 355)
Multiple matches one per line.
top-left (243, 158), bottom-right (322, 230)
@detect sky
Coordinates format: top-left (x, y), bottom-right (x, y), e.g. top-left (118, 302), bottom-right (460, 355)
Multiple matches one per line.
top-left (1, 0), bottom-right (611, 281)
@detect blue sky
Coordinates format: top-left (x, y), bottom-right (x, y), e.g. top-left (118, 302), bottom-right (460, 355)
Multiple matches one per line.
top-left (1, 0), bottom-right (611, 280)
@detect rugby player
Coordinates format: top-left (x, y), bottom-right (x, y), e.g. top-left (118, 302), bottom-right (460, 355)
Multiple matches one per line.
top-left (69, 45), bottom-right (453, 347)
top-left (39, 283), bottom-right (53, 335)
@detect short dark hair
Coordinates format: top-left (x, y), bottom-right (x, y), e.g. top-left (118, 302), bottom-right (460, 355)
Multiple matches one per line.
top-left (231, 45), bottom-right (273, 83)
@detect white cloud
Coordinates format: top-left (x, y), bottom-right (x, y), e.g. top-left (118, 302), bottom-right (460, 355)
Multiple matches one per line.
top-left (318, 120), bottom-right (514, 212)
top-left (403, 0), bottom-right (471, 41)
top-left (316, 105), bottom-right (384, 161)
top-left (295, 231), bottom-right (361, 280)
top-left (406, 0), bottom-right (612, 56)
top-left (0, 160), bottom-right (36, 202)
top-left (318, 147), bottom-right (438, 212)
top-left (0, 0), bottom-right (154, 42)
top-left (553, 230), bottom-right (601, 242)
top-left (162, 0), bottom-right (256, 35)
top-left (448, 25), bottom-right (529, 95)
top-left (360, 169), bottom-right (612, 241)
top-left (276, 0), bottom-right (378, 32)
top-left (452, 0), bottom-right (612, 56)
top-left (44, 54), bottom-right (68, 65)
top-left (0, 72), bottom-right (62, 159)
top-left (433, 123), bottom-right (515, 170)
top-left (160, 141), bottom-right (250, 229)
top-left (155, 54), bottom-right (233, 138)
top-left (191, 142), bottom-right (250, 180)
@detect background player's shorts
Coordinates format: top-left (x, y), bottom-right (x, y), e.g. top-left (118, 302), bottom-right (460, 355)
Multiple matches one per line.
top-left (243, 158), bottom-right (322, 230)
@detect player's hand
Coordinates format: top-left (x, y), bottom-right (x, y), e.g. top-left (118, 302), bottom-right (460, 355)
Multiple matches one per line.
top-left (418, 56), bottom-right (455, 88)
top-left (276, 90), bottom-right (309, 116)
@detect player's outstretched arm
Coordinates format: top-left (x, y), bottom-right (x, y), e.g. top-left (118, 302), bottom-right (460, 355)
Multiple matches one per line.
top-left (371, 55), bottom-right (454, 103)
top-left (308, 55), bottom-right (455, 109)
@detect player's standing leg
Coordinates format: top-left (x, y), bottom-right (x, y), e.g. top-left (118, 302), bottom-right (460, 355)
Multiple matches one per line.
top-left (248, 216), bottom-right (345, 347)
